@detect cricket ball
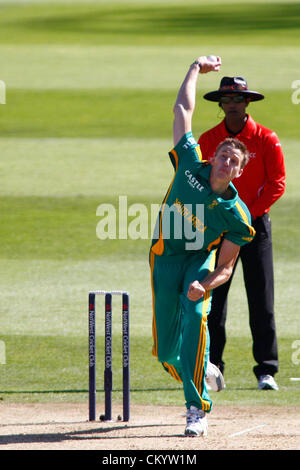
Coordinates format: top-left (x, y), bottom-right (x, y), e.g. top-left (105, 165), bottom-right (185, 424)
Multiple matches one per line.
top-left (207, 55), bottom-right (218, 62)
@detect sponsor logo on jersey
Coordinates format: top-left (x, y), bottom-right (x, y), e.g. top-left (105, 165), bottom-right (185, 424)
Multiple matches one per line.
top-left (185, 170), bottom-right (205, 192)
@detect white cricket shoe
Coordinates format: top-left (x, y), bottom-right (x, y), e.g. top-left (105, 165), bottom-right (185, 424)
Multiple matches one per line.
top-left (258, 375), bottom-right (279, 390)
top-left (205, 361), bottom-right (225, 392)
top-left (185, 406), bottom-right (208, 437)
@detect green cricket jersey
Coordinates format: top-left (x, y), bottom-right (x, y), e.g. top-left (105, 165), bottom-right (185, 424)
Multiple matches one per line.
top-left (151, 132), bottom-right (255, 256)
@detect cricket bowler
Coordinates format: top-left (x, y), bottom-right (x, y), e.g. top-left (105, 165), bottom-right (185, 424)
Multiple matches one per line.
top-left (149, 55), bottom-right (255, 436)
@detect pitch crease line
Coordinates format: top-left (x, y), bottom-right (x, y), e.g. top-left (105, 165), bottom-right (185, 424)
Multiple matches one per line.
top-left (229, 424), bottom-right (267, 437)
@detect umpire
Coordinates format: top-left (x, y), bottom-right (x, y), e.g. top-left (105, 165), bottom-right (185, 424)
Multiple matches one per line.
top-left (198, 76), bottom-right (285, 390)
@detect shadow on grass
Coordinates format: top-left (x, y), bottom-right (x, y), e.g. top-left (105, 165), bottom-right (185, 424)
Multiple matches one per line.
top-left (0, 422), bottom-right (184, 445)
top-left (0, 387), bottom-right (182, 394)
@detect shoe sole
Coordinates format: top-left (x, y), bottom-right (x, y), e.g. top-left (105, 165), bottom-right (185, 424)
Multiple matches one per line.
top-left (215, 374), bottom-right (225, 392)
top-left (258, 384), bottom-right (279, 391)
top-left (185, 429), bottom-right (207, 437)
top-left (206, 364), bottom-right (225, 392)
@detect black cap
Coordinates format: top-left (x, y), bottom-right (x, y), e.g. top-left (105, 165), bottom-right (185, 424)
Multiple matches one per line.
top-left (203, 76), bottom-right (264, 102)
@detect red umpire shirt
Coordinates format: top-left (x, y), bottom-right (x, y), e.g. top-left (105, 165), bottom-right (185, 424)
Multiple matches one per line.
top-left (198, 115), bottom-right (285, 219)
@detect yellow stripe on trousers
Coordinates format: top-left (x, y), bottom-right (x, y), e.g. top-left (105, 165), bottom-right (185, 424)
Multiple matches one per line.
top-left (193, 251), bottom-right (216, 411)
top-left (163, 362), bottom-right (182, 383)
top-left (193, 291), bottom-right (210, 411)
top-left (150, 251), bottom-right (182, 383)
top-left (150, 250), bottom-right (158, 358)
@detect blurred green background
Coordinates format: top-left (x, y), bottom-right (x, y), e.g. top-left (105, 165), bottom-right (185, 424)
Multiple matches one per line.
top-left (0, 0), bottom-right (299, 411)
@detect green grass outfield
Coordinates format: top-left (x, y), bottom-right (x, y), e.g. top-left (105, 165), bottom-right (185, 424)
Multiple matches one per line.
top-left (0, 0), bottom-right (299, 410)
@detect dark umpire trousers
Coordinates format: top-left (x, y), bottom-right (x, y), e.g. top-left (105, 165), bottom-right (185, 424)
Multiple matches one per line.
top-left (208, 213), bottom-right (279, 379)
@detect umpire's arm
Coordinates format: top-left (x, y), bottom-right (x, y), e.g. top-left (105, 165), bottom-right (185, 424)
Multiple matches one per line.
top-left (187, 240), bottom-right (239, 301)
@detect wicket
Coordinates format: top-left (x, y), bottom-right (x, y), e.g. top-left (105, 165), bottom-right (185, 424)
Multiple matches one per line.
top-left (88, 290), bottom-right (130, 422)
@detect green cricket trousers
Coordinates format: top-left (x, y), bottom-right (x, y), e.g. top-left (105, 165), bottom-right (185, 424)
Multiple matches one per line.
top-left (150, 248), bottom-right (216, 412)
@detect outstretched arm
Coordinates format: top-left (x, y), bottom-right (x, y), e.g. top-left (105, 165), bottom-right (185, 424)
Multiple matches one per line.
top-left (173, 55), bottom-right (221, 147)
top-left (187, 239), bottom-right (240, 301)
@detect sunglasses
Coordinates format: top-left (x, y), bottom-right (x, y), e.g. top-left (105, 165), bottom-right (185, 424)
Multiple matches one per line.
top-left (219, 95), bottom-right (246, 104)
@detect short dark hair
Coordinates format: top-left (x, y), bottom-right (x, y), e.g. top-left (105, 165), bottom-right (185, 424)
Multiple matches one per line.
top-left (215, 137), bottom-right (249, 169)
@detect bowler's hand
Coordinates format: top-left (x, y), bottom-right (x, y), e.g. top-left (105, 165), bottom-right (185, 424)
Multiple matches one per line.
top-left (187, 281), bottom-right (206, 301)
top-left (196, 55), bottom-right (222, 74)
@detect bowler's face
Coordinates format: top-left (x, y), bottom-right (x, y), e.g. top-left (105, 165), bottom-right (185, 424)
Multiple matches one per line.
top-left (212, 145), bottom-right (243, 182)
